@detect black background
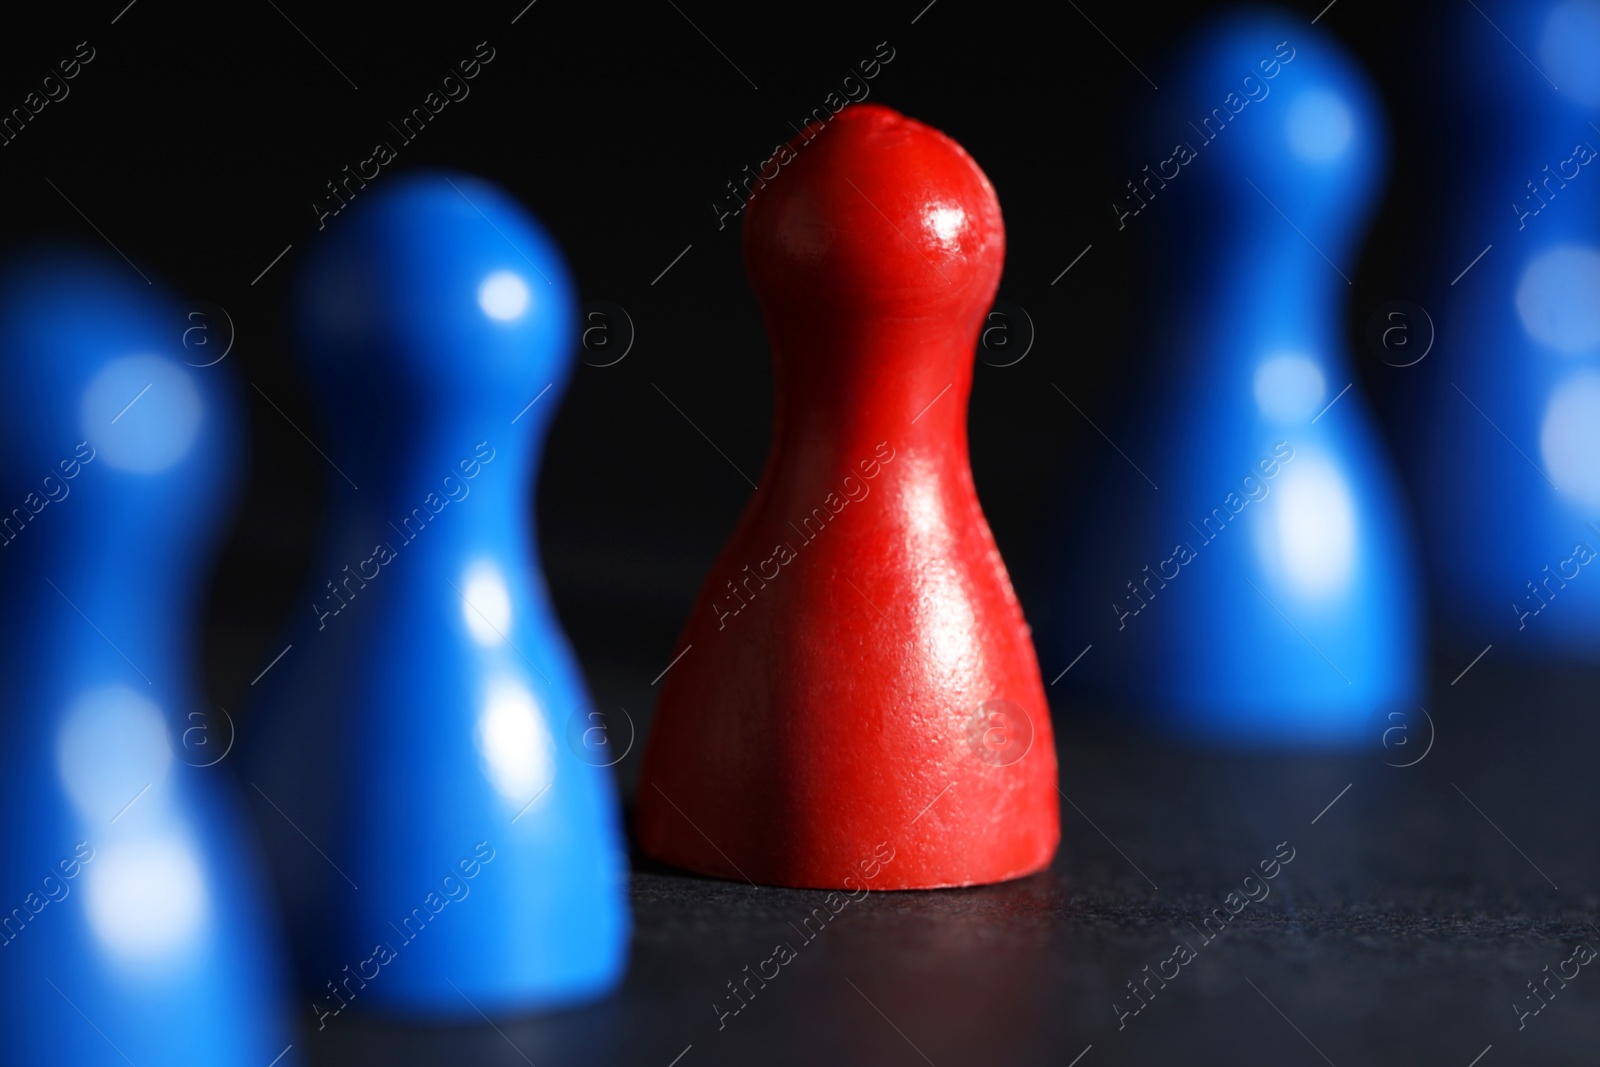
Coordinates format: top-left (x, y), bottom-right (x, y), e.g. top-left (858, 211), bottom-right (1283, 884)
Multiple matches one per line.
top-left (7, 2), bottom-right (1598, 1064)
top-left (0, 0), bottom-right (1449, 759)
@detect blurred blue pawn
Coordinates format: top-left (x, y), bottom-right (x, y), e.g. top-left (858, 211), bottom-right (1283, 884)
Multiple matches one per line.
top-left (1044, 9), bottom-right (1424, 745)
top-left (243, 172), bottom-right (630, 1019)
top-left (0, 249), bottom-right (297, 1063)
top-left (1415, 0), bottom-right (1600, 658)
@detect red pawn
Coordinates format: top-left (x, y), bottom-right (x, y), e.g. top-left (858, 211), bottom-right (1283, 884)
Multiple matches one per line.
top-left (638, 103), bottom-right (1059, 889)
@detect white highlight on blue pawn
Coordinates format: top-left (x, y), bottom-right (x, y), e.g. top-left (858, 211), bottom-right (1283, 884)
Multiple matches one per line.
top-left (1286, 90), bottom-right (1354, 162)
top-left (80, 355), bottom-right (202, 473)
top-left (55, 686), bottom-right (172, 821)
top-left (478, 270), bottom-right (530, 321)
top-left (1515, 245), bottom-right (1600, 353)
top-left (84, 837), bottom-right (210, 967)
top-left (461, 562), bottom-right (513, 645)
top-left (1254, 353), bottom-right (1326, 421)
top-left (477, 677), bottom-right (555, 804)
top-left (1261, 456), bottom-right (1357, 598)
top-left (54, 685), bottom-right (212, 967)
top-left (1541, 372), bottom-right (1600, 506)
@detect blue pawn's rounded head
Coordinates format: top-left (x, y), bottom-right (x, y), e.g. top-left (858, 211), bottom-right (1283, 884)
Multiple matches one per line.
top-left (1164, 8), bottom-right (1386, 234)
top-left (0, 246), bottom-right (240, 552)
top-left (295, 172), bottom-right (577, 431)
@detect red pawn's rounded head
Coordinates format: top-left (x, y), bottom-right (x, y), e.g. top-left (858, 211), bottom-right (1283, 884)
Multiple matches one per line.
top-left (743, 103), bottom-right (1005, 324)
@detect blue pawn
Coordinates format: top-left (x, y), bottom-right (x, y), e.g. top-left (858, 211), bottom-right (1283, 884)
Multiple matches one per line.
top-left (1045, 9), bottom-right (1424, 745)
top-left (244, 172), bottom-right (630, 1020)
top-left (0, 248), bottom-right (298, 1063)
top-left (1414, 0), bottom-right (1600, 657)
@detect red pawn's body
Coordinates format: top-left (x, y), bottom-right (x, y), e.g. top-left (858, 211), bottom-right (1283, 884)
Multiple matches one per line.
top-left (638, 104), bottom-right (1059, 889)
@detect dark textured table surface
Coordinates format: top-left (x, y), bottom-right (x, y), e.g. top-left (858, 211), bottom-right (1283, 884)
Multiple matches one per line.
top-left (299, 657), bottom-right (1600, 1067)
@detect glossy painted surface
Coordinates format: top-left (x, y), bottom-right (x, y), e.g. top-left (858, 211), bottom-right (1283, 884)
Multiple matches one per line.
top-left (243, 173), bottom-right (630, 1017)
top-left (638, 104), bottom-right (1061, 889)
top-left (0, 249), bottom-right (297, 1063)
top-left (1046, 10), bottom-right (1424, 745)
top-left (1417, 0), bottom-right (1600, 657)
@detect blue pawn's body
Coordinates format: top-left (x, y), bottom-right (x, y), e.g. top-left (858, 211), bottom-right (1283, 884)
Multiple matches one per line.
top-left (1046, 10), bottom-right (1423, 745)
top-left (244, 173), bottom-right (629, 1019)
top-left (0, 250), bottom-right (297, 1063)
top-left (1417, 0), bottom-right (1600, 656)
